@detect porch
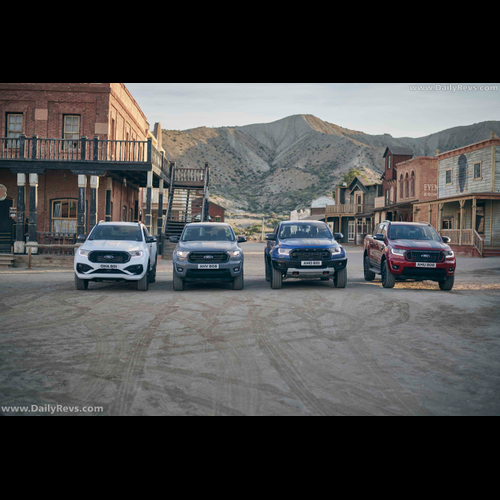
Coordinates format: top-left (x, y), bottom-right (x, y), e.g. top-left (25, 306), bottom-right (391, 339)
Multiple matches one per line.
top-left (415, 193), bottom-right (500, 257)
top-left (0, 135), bottom-right (171, 254)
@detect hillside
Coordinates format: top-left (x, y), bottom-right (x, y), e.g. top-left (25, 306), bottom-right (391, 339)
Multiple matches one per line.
top-left (161, 115), bottom-right (500, 215)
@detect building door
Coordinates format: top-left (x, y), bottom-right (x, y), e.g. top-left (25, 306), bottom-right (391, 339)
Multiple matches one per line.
top-left (348, 220), bottom-right (355, 242)
top-left (0, 199), bottom-right (14, 253)
top-left (476, 203), bottom-right (485, 236)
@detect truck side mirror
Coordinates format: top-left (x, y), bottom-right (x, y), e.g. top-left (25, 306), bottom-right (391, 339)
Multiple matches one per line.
top-left (334, 232), bottom-right (343, 240)
top-left (238, 236), bottom-right (247, 243)
top-left (373, 233), bottom-right (385, 241)
top-left (169, 236), bottom-right (179, 243)
top-left (146, 236), bottom-right (157, 243)
top-left (77, 234), bottom-right (87, 243)
top-left (266, 234), bottom-right (276, 241)
top-left (442, 236), bottom-right (451, 244)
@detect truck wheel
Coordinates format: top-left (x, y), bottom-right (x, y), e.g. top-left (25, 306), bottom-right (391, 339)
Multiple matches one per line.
top-left (265, 258), bottom-right (271, 282)
top-left (439, 275), bottom-right (455, 291)
top-left (381, 259), bottom-right (396, 288)
top-left (137, 272), bottom-right (149, 291)
top-left (334, 267), bottom-right (347, 288)
top-left (364, 255), bottom-right (376, 281)
top-left (149, 262), bottom-right (157, 284)
top-left (233, 272), bottom-right (244, 290)
top-left (75, 275), bottom-right (89, 290)
top-left (271, 266), bottom-right (283, 289)
top-left (173, 273), bottom-right (185, 291)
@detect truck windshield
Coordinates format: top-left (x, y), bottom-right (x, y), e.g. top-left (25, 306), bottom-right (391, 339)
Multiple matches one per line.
top-left (280, 223), bottom-right (333, 239)
top-left (182, 225), bottom-right (235, 242)
top-left (388, 224), bottom-right (442, 242)
top-left (89, 225), bottom-right (143, 242)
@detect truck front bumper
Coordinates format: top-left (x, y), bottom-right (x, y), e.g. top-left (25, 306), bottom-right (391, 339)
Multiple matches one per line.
top-left (272, 257), bottom-right (347, 279)
top-left (174, 260), bottom-right (243, 282)
top-left (388, 256), bottom-right (456, 281)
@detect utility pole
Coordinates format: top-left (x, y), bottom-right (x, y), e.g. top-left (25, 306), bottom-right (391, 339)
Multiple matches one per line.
top-left (262, 217), bottom-right (265, 241)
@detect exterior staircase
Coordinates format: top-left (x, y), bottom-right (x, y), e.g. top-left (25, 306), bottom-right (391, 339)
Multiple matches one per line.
top-left (484, 247), bottom-right (500, 257)
top-left (162, 163), bottom-right (210, 258)
top-left (0, 254), bottom-right (15, 269)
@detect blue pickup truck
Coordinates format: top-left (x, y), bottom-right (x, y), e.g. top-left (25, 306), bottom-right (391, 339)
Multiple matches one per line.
top-left (265, 221), bottom-right (348, 289)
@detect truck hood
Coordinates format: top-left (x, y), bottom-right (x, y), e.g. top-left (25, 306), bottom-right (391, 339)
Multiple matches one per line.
top-left (279, 238), bottom-right (339, 249)
top-left (179, 241), bottom-right (238, 251)
top-left (82, 240), bottom-right (144, 252)
top-left (391, 239), bottom-right (451, 251)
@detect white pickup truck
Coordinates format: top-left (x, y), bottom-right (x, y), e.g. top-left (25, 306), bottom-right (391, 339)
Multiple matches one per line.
top-left (74, 222), bottom-right (158, 291)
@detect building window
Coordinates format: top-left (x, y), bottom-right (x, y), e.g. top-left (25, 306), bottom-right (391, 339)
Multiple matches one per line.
top-left (474, 162), bottom-right (482, 180)
top-left (445, 169), bottom-right (453, 185)
top-left (63, 115), bottom-right (80, 150)
top-left (52, 199), bottom-right (77, 233)
top-left (442, 217), bottom-right (453, 230)
top-left (388, 156), bottom-right (392, 169)
top-left (6, 113), bottom-right (23, 148)
top-left (122, 206), bottom-right (127, 222)
top-left (410, 171), bottom-right (415, 198)
top-left (405, 173), bottom-right (409, 198)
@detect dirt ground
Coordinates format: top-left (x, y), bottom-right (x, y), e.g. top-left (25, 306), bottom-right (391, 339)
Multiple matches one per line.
top-left (1, 243), bottom-right (499, 416)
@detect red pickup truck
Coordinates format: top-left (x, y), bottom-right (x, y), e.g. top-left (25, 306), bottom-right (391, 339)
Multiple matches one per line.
top-left (363, 221), bottom-right (456, 290)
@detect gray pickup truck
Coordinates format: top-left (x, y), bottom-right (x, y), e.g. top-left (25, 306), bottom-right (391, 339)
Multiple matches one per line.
top-left (170, 223), bottom-right (246, 291)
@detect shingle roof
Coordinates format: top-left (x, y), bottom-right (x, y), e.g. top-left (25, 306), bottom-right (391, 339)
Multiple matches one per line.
top-left (383, 146), bottom-right (414, 158)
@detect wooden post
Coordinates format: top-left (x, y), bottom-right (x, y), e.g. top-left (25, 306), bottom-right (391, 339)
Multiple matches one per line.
top-left (77, 175), bottom-right (87, 236)
top-left (437, 203), bottom-right (444, 235)
top-left (472, 197), bottom-right (477, 235)
top-left (28, 174), bottom-right (38, 244)
top-left (16, 173), bottom-right (26, 246)
top-left (89, 175), bottom-right (99, 231)
top-left (28, 246), bottom-right (32, 270)
top-left (459, 199), bottom-right (466, 246)
top-left (157, 179), bottom-right (164, 238)
top-left (146, 171), bottom-right (153, 233)
top-left (105, 177), bottom-right (112, 222)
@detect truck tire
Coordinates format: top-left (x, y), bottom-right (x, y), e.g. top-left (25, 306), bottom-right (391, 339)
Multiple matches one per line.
top-left (233, 272), bottom-right (244, 290)
top-left (364, 255), bottom-right (376, 281)
top-left (381, 259), bottom-right (396, 289)
top-left (75, 275), bottom-right (89, 290)
top-left (265, 257), bottom-right (271, 282)
top-left (137, 272), bottom-right (149, 291)
top-left (334, 267), bottom-right (347, 288)
top-left (271, 266), bottom-right (283, 289)
top-left (173, 273), bottom-right (185, 291)
top-left (149, 261), bottom-right (157, 284)
top-left (439, 275), bottom-right (455, 291)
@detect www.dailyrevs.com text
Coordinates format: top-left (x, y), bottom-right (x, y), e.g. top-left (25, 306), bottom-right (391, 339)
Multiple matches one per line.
top-left (1, 404), bottom-right (104, 415)
top-left (409, 84), bottom-right (498, 92)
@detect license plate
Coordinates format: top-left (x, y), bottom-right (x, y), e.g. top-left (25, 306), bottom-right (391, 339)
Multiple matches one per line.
top-left (100, 264), bottom-right (118, 269)
top-left (302, 261), bottom-right (322, 266)
top-left (198, 264), bottom-right (219, 270)
top-left (416, 262), bottom-right (437, 268)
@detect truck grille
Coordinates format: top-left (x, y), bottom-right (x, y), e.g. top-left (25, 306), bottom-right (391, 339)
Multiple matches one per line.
top-left (88, 251), bottom-right (131, 264)
top-left (188, 252), bottom-right (229, 264)
top-left (290, 249), bottom-right (330, 260)
top-left (406, 251), bottom-right (444, 263)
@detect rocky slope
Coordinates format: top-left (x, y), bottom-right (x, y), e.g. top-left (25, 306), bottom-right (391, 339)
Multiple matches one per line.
top-left (162, 115), bottom-right (500, 214)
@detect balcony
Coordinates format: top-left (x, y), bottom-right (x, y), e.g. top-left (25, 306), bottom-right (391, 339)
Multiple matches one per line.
top-left (326, 203), bottom-right (374, 215)
top-left (0, 135), bottom-right (170, 187)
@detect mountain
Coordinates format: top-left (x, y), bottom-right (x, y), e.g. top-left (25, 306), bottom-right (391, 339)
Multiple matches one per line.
top-left (161, 115), bottom-right (500, 214)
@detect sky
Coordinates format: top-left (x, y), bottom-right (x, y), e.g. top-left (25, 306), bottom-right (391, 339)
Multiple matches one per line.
top-left (124, 83), bottom-right (500, 139)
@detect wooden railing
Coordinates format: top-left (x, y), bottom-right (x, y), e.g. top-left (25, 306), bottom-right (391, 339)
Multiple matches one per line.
top-left (174, 167), bottom-right (206, 184)
top-left (473, 229), bottom-right (485, 257)
top-left (326, 204), bottom-right (374, 215)
top-left (0, 135), bottom-right (149, 163)
top-left (36, 233), bottom-right (77, 255)
top-left (441, 229), bottom-right (473, 246)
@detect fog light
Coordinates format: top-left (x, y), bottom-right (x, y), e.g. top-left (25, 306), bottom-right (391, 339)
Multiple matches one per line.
top-left (449, 267), bottom-right (455, 273)
top-left (234, 267), bottom-right (240, 272)
top-left (77, 263), bottom-right (93, 273)
top-left (392, 264), bottom-right (400, 270)
top-left (177, 267), bottom-right (183, 273)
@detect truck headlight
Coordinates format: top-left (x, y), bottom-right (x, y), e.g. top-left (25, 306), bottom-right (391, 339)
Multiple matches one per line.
top-left (78, 249), bottom-right (90, 257)
top-left (391, 248), bottom-right (406, 256)
top-left (229, 250), bottom-right (242, 259)
top-left (277, 248), bottom-right (291, 256)
top-left (175, 251), bottom-right (189, 261)
top-left (329, 246), bottom-right (342, 255)
top-left (129, 251), bottom-right (144, 258)
top-left (444, 250), bottom-right (455, 259)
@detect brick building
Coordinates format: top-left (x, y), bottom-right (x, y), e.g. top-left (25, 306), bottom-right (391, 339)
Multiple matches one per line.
top-left (0, 83), bottom-right (170, 254)
top-left (414, 134), bottom-right (500, 256)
